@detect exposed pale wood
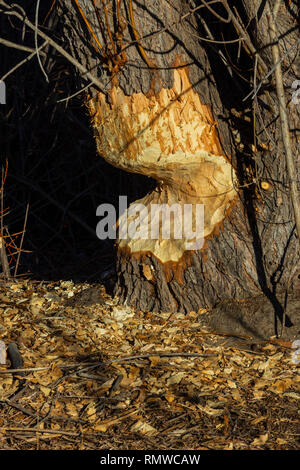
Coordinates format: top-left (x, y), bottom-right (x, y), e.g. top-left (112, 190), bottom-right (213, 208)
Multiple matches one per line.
top-left (89, 67), bottom-right (237, 262)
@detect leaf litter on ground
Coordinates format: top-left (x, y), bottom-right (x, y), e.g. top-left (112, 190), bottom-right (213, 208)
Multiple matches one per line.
top-left (0, 279), bottom-right (299, 450)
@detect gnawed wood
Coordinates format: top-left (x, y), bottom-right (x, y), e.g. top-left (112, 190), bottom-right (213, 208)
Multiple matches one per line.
top-left (89, 67), bottom-right (237, 263)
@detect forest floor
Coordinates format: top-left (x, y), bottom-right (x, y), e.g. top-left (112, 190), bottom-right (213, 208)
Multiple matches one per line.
top-left (0, 278), bottom-right (299, 450)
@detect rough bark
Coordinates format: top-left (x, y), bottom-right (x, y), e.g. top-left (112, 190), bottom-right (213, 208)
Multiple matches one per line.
top-left (59, 0), bottom-right (300, 313)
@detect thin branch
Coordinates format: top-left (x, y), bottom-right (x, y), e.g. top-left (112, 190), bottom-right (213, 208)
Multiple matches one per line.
top-left (11, 174), bottom-right (96, 237)
top-left (0, 167), bottom-right (10, 279)
top-left (56, 80), bottom-right (93, 103)
top-left (221, 0), bottom-right (268, 74)
top-left (0, 37), bottom-right (46, 55)
top-left (101, 0), bottom-right (117, 55)
top-left (91, 0), bottom-right (108, 49)
top-left (267, 1), bottom-right (300, 248)
top-left (61, 352), bottom-right (220, 379)
top-left (35, 0), bottom-right (49, 83)
top-left (0, 1), bottom-right (107, 94)
top-left (200, 0), bottom-right (231, 23)
top-left (0, 352), bottom-right (218, 375)
top-left (243, 37), bottom-right (300, 102)
top-left (117, 0), bottom-right (221, 57)
top-left (1, 40), bottom-right (49, 81)
top-left (2, 427), bottom-right (79, 437)
top-left (195, 13), bottom-right (233, 78)
top-left (73, 0), bottom-right (104, 52)
top-left (182, 29), bottom-right (244, 45)
top-left (14, 202), bottom-right (29, 277)
top-left (127, 0), bottom-right (153, 69)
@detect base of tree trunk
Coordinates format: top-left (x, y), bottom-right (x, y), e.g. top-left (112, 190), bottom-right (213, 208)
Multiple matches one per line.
top-left (114, 201), bottom-right (265, 313)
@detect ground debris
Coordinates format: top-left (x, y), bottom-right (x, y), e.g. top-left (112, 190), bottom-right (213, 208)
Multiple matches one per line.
top-left (0, 279), bottom-right (299, 450)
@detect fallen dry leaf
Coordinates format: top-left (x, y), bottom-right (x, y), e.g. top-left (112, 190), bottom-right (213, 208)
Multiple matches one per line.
top-left (251, 433), bottom-right (269, 446)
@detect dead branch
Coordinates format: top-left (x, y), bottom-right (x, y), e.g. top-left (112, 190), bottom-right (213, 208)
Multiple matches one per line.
top-left (1, 40), bottom-right (49, 81)
top-left (14, 202), bottom-right (29, 277)
top-left (222, 0), bottom-right (268, 74)
top-left (0, 167), bottom-right (10, 279)
top-left (0, 1), bottom-right (107, 94)
top-left (267, 0), bottom-right (300, 248)
top-left (35, 0), bottom-right (48, 83)
top-left (0, 37), bottom-right (46, 55)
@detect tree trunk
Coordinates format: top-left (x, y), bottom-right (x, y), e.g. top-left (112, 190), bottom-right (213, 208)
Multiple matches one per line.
top-left (59, 0), bottom-right (300, 313)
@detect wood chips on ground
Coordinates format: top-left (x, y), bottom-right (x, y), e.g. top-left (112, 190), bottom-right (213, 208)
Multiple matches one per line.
top-left (0, 279), bottom-right (299, 450)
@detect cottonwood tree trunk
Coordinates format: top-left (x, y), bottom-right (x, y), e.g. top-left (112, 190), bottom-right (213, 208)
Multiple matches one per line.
top-left (59, 0), bottom-right (300, 313)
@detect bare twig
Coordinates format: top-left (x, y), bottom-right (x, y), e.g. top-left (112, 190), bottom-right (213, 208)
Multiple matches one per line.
top-left (0, 167), bottom-right (10, 279)
top-left (267, 1), bottom-right (300, 248)
top-left (0, 1), bottom-right (107, 94)
top-left (2, 427), bottom-right (79, 437)
top-left (196, 13), bottom-right (233, 78)
top-left (243, 38), bottom-right (300, 102)
top-left (200, 0), bottom-right (231, 23)
top-left (56, 81), bottom-right (93, 103)
top-left (0, 236), bottom-right (10, 278)
top-left (221, 0), bottom-right (268, 74)
top-left (128, 0), bottom-right (154, 69)
top-left (11, 175), bottom-right (96, 237)
top-left (35, 0), bottom-right (48, 83)
top-left (1, 41), bottom-right (49, 81)
top-left (61, 351), bottom-right (220, 380)
top-left (0, 37), bottom-right (46, 55)
top-left (74, 0), bottom-right (104, 53)
top-left (117, 0), bottom-right (223, 56)
top-left (14, 202), bottom-right (29, 277)
top-left (0, 351), bottom-right (218, 376)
